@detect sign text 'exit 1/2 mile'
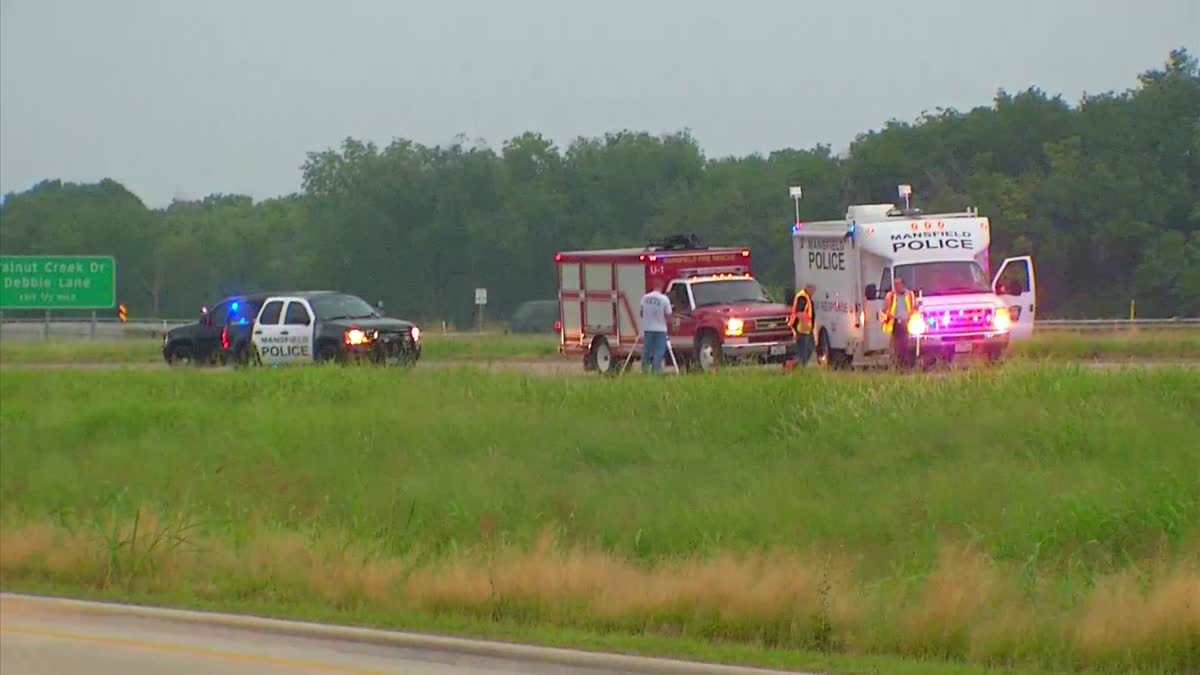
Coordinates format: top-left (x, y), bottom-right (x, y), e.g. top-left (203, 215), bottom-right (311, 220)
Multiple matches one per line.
top-left (0, 255), bottom-right (117, 310)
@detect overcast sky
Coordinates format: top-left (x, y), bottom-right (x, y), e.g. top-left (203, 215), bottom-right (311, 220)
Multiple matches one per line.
top-left (1, 0), bottom-right (1196, 207)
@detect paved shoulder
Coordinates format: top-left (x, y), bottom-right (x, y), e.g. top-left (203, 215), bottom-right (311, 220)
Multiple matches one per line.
top-left (0, 594), bottom-right (813, 675)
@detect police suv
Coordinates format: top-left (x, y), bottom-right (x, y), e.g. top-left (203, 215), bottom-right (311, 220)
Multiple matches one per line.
top-left (247, 291), bottom-right (422, 367)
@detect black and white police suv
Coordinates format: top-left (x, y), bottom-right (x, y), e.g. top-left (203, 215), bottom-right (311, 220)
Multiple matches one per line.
top-left (246, 291), bottom-right (422, 367)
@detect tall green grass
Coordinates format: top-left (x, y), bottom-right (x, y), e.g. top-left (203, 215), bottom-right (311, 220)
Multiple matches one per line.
top-left (1, 366), bottom-right (1198, 672)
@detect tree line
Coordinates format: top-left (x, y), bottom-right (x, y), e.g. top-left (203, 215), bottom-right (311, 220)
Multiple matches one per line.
top-left (2, 48), bottom-right (1196, 324)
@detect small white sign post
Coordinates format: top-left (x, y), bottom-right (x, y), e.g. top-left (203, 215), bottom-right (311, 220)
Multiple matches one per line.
top-left (474, 288), bottom-right (487, 331)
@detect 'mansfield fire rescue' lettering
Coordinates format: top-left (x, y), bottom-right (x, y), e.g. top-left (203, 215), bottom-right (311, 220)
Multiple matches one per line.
top-left (891, 231), bottom-right (975, 253)
top-left (661, 253), bottom-right (739, 264)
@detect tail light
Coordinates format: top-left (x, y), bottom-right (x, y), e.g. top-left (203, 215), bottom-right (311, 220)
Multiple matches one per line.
top-left (554, 320), bottom-right (563, 332)
top-left (221, 327), bottom-right (229, 351)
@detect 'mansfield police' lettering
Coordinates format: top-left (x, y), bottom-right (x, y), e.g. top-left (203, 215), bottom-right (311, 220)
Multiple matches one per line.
top-left (258, 335), bottom-right (310, 359)
top-left (799, 237), bottom-right (847, 270)
top-left (891, 231), bottom-right (975, 253)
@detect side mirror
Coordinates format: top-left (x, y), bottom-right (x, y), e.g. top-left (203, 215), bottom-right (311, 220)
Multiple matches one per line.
top-left (865, 284), bottom-right (878, 301)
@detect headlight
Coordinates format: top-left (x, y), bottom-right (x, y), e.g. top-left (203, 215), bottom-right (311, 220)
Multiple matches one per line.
top-left (344, 329), bottom-right (370, 346)
top-left (907, 312), bottom-right (926, 336)
top-left (725, 317), bottom-right (744, 337)
top-left (410, 326), bottom-right (421, 342)
top-left (993, 307), bottom-right (1012, 332)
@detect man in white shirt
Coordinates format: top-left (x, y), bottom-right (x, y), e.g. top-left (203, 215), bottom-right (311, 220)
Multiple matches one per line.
top-left (639, 279), bottom-right (673, 374)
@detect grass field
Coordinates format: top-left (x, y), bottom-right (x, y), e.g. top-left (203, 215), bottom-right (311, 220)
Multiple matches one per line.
top-left (1, 365), bottom-right (1197, 673)
top-left (0, 329), bottom-right (1197, 366)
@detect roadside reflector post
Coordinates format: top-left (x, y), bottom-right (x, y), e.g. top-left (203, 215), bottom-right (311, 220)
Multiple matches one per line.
top-left (44, 310), bottom-right (50, 340)
top-left (90, 311), bottom-right (97, 340)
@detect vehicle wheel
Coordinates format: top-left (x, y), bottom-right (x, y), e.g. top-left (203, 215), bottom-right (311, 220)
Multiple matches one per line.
top-left (694, 331), bottom-right (722, 373)
top-left (585, 337), bottom-right (613, 375)
top-left (815, 329), bottom-right (831, 367)
top-left (166, 344), bottom-right (194, 367)
top-left (317, 343), bottom-right (340, 364)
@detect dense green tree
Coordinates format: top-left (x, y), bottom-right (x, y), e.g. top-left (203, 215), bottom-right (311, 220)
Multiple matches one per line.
top-left (2, 49), bottom-right (1196, 320)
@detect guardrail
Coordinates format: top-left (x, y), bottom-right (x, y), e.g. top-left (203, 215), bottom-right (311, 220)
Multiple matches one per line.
top-left (1, 317), bottom-right (1197, 341)
top-left (1035, 318), bottom-right (1200, 331)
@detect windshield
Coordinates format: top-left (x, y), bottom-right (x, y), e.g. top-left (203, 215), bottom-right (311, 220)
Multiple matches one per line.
top-left (310, 294), bottom-right (378, 321)
top-left (894, 261), bottom-right (990, 296)
top-left (689, 279), bottom-right (771, 307)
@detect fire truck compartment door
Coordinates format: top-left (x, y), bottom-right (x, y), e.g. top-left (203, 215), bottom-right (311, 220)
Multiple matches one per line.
top-left (583, 263), bottom-right (614, 333)
top-left (616, 263), bottom-right (643, 341)
top-left (560, 262), bottom-right (581, 338)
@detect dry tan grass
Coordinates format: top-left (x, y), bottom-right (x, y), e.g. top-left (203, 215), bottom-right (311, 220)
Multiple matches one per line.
top-left (1076, 568), bottom-right (1200, 667)
top-left (900, 544), bottom-right (1002, 658)
top-left (3, 516), bottom-right (1198, 671)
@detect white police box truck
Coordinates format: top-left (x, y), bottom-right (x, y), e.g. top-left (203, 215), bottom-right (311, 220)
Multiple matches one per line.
top-left (790, 185), bottom-right (1036, 368)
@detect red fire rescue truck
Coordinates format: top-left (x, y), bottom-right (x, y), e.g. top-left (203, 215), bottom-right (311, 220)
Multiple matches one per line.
top-left (555, 235), bottom-right (796, 374)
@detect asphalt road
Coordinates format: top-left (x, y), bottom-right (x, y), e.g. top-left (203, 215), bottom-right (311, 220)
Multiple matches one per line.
top-left (0, 595), bottom-right (797, 675)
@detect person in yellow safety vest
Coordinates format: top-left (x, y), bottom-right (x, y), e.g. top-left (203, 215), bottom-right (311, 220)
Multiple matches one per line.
top-left (787, 283), bottom-right (817, 367)
top-left (880, 277), bottom-right (918, 368)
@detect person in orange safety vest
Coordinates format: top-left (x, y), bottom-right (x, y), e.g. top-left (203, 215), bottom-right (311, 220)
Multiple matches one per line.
top-left (787, 283), bottom-right (817, 367)
top-left (880, 277), bottom-right (917, 367)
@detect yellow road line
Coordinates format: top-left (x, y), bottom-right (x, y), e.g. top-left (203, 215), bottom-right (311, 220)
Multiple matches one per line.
top-left (0, 624), bottom-right (391, 674)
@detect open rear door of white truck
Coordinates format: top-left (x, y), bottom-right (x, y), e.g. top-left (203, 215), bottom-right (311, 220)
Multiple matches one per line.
top-left (992, 256), bottom-right (1036, 340)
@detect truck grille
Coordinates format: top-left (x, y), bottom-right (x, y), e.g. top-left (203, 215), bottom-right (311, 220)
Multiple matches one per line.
top-left (751, 316), bottom-right (791, 333)
top-left (923, 308), bottom-right (997, 334)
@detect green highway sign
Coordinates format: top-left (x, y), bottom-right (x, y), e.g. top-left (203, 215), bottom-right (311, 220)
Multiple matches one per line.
top-left (0, 255), bottom-right (116, 310)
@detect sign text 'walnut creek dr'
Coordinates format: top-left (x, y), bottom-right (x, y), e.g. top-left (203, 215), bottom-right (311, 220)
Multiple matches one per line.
top-left (0, 255), bottom-right (117, 310)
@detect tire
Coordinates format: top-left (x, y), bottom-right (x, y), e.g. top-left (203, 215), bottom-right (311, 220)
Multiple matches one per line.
top-left (316, 343), bottom-right (340, 364)
top-left (165, 344), bottom-right (194, 367)
top-left (585, 337), bottom-right (613, 375)
top-left (694, 331), bottom-right (722, 373)
top-left (815, 329), bottom-right (831, 367)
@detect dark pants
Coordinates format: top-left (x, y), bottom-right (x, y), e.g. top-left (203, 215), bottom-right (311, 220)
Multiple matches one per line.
top-left (891, 321), bottom-right (914, 367)
top-left (795, 333), bottom-right (815, 366)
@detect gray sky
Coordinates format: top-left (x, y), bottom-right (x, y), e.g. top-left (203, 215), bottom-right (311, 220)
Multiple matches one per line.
top-left (2, 0), bottom-right (1196, 207)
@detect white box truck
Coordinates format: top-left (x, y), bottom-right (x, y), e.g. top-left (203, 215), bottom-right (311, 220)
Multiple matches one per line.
top-left (790, 187), bottom-right (1036, 368)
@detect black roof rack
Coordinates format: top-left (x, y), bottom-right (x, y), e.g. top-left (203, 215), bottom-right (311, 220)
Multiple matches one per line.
top-left (645, 233), bottom-right (708, 252)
